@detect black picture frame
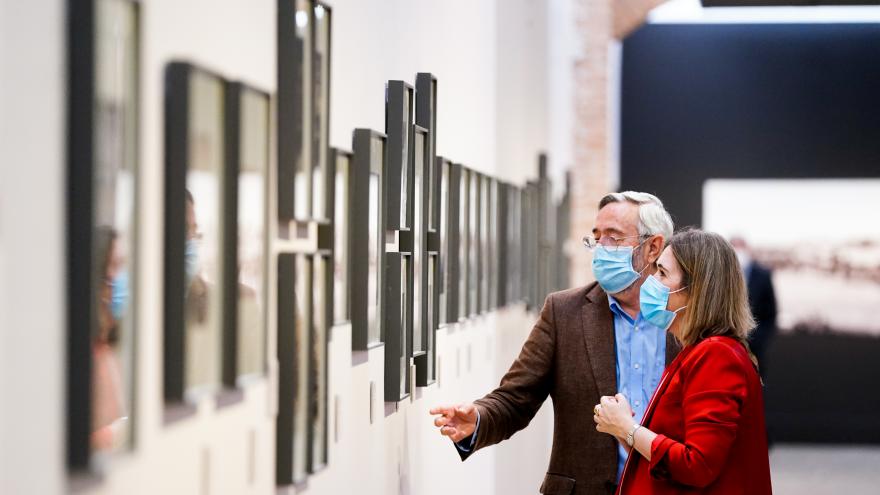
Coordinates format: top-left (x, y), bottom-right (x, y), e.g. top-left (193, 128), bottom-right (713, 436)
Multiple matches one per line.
top-left (468, 171), bottom-right (481, 316)
top-left (309, 251), bottom-right (332, 473)
top-left (385, 80), bottom-right (414, 232)
top-left (410, 126), bottom-right (428, 362)
top-left (223, 81), bottom-right (271, 386)
top-left (524, 181), bottom-right (539, 310)
top-left (350, 129), bottom-right (386, 350)
top-left (495, 181), bottom-right (509, 308)
top-left (480, 174), bottom-right (491, 313)
top-left (438, 158), bottom-right (460, 326)
top-left (67, 0), bottom-right (141, 469)
top-left (277, 0), bottom-right (313, 222)
top-left (275, 252), bottom-right (313, 485)
top-left (415, 73), bottom-right (438, 232)
top-left (383, 251), bottom-right (410, 402)
top-left (311, 1), bottom-right (332, 221)
top-left (329, 147), bottom-right (353, 324)
top-left (458, 166), bottom-right (471, 320)
top-left (163, 62), bottom-right (229, 409)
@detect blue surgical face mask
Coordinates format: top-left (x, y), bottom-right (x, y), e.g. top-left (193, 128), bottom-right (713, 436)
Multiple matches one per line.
top-left (640, 274), bottom-right (688, 330)
top-left (110, 271), bottom-right (129, 321)
top-left (592, 242), bottom-right (649, 294)
top-left (185, 239), bottom-right (200, 282)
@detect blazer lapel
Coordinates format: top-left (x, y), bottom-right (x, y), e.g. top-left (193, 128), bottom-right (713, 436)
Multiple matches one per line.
top-left (582, 284), bottom-right (617, 397)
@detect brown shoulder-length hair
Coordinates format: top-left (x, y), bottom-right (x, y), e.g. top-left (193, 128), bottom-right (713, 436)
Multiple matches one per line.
top-left (669, 229), bottom-right (756, 360)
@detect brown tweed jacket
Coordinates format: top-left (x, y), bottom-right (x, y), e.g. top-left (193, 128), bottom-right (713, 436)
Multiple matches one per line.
top-left (460, 282), bottom-right (680, 495)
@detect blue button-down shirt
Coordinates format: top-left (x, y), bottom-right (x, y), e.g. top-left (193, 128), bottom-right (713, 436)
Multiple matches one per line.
top-left (608, 295), bottom-right (667, 481)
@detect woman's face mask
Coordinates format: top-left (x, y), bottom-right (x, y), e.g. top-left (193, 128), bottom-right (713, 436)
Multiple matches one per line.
top-left (639, 274), bottom-right (688, 330)
top-left (591, 239), bottom-right (650, 294)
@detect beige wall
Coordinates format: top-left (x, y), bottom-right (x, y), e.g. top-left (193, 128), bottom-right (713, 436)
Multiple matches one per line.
top-left (0, 0), bottom-right (594, 494)
top-left (0, 1), bottom-right (66, 494)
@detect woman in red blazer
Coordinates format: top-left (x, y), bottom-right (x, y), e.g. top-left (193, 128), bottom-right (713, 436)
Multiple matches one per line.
top-left (594, 229), bottom-right (772, 494)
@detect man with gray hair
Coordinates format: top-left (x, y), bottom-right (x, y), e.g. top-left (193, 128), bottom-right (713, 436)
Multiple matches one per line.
top-left (430, 191), bottom-right (680, 495)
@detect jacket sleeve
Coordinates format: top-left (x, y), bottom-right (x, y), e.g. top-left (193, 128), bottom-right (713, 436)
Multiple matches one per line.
top-left (648, 341), bottom-right (749, 488)
top-left (464, 294), bottom-right (557, 458)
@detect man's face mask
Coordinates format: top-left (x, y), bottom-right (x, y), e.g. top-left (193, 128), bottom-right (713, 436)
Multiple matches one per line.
top-left (591, 239), bottom-right (650, 294)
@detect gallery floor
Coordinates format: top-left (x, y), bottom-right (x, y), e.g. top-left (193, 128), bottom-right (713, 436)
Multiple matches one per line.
top-left (770, 445), bottom-right (880, 494)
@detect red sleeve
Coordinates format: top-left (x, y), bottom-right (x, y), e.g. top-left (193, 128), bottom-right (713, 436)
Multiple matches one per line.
top-left (648, 340), bottom-right (749, 488)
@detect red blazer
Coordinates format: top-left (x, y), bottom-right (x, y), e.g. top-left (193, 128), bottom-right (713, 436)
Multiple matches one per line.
top-left (617, 336), bottom-right (772, 495)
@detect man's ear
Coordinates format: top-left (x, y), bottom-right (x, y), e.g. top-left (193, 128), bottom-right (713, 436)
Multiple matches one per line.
top-left (648, 235), bottom-right (664, 264)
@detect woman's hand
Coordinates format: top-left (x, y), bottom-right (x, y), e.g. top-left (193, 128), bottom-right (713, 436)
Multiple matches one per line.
top-left (593, 393), bottom-right (636, 440)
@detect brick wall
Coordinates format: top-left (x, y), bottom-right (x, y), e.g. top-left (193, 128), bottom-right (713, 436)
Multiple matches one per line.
top-left (568, 0), bottom-right (665, 286)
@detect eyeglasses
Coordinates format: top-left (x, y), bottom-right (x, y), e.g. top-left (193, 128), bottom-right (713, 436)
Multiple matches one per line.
top-left (582, 234), bottom-right (649, 251)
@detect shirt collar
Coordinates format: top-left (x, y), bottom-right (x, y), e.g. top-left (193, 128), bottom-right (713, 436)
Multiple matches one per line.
top-left (607, 295), bottom-right (635, 324)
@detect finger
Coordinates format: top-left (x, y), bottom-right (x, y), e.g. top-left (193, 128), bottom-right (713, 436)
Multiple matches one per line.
top-left (440, 425), bottom-right (458, 438)
top-left (601, 396), bottom-right (617, 406)
top-left (457, 403), bottom-right (475, 417)
top-left (429, 405), bottom-right (455, 416)
top-left (434, 416), bottom-right (451, 428)
top-left (593, 415), bottom-right (601, 424)
top-left (615, 393), bottom-right (626, 401)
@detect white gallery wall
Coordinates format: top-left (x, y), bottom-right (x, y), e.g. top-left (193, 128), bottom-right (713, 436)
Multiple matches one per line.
top-left (0, 1), bottom-right (582, 494)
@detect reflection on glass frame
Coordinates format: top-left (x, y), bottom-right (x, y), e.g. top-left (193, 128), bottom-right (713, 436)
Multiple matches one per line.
top-left (309, 253), bottom-right (331, 472)
top-left (330, 148), bottom-right (352, 324)
top-left (68, 0), bottom-right (140, 468)
top-left (458, 167), bottom-right (470, 320)
top-left (385, 80), bottom-right (413, 231)
top-left (351, 129), bottom-right (386, 350)
top-left (311, 1), bottom-right (331, 220)
top-left (163, 62), bottom-right (227, 406)
top-left (275, 253), bottom-right (312, 484)
top-left (278, 0), bottom-right (313, 222)
top-left (224, 82), bottom-right (270, 383)
top-left (384, 252), bottom-right (411, 402)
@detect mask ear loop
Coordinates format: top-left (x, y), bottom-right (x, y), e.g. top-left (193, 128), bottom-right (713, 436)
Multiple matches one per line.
top-left (669, 285), bottom-right (688, 313)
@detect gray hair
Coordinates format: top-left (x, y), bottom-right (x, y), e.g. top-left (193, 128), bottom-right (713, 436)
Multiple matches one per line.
top-left (599, 191), bottom-right (674, 243)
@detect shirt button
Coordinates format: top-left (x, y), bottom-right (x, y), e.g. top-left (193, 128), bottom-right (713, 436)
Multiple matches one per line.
top-left (634, 363), bottom-right (641, 370)
top-left (635, 400), bottom-right (641, 407)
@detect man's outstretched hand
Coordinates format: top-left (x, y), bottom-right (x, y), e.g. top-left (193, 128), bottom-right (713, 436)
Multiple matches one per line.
top-left (429, 403), bottom-right (478, 443)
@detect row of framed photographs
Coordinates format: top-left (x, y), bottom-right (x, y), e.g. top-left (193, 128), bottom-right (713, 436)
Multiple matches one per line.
top-left (65, 0), bottom-right (573, 487)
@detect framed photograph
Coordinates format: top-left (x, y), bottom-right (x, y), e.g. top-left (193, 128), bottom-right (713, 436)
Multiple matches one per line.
top-left (330, 148), bottom-right (352, 324)
top-left (275, 253), bottom-right (312, 485)
top-left (67, 0), bottom-right (140, 468)
top-left (438, 159), bottom-right (460, 326)
top-left (311, 1), bottom-right (331, 220)
top-left (351, 129), bottom-right (386, 350)
top-left (495, 181), bottom-right (508, 308)
top-left (384, 252), bottom-right (411, 402)
top-left (524, 181), bottom-right (539, 310)
top-left (411, 126), bottom-right (428, 362)
top-left (163, 62), bottom-right (227, 405)
top-left (223, 82), bottom-right (270, 383)
top-left (480, 175), bottom-right (492, 312)
top-left (277, 0), bottom-right (313, 222)
top-left (415, 73), bottom-right (438, 232)
top-left (384, 80), bottom-right (414, 231)
top-left (458, 167), bottom-right (470, 320)
top-left (469, 171), bottom-right (480, 316)
top-left (508, 186), bottom-right (523, 304)
top-left (309, 252), bottom-right (332, 472)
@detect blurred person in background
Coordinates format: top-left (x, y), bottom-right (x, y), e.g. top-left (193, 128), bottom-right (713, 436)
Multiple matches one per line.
top-left (594, 229), bottom-right (771, 494)
top-left (430, 192), bottom-right (680, 495)
top-left (730, 236), bottom-right (777, 379)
